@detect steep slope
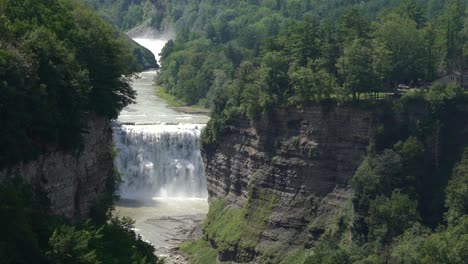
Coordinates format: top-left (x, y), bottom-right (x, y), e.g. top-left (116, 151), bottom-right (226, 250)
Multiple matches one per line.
top-left (200, 106), bottom-right (374, 262)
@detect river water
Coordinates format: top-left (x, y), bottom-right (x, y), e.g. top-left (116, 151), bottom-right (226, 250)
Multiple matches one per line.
top-left (112, 38), bottom-right (209, 262)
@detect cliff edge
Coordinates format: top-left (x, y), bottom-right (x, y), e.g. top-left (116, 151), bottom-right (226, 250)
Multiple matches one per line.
top-left (201, 105), bottom-right (374, 262)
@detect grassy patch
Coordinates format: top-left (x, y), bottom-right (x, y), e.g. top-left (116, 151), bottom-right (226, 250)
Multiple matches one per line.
top-left (201, 190), bottom-right (277, 261)
top-left (280, 248), bottom-right (311, 264)
top-left (180, 239), bottom-right (218, 264)
top-left (203, 199), bottom-right (244, 247)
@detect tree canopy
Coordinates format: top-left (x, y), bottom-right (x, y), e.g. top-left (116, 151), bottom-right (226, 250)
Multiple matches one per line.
top-left (0, 0), bottom-right (138, 166)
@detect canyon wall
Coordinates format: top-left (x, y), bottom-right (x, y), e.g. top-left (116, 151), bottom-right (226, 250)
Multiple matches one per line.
top-left (201, 105), bottom-right (374, 262)
top-left (0, 114), bottom-right (113, 220)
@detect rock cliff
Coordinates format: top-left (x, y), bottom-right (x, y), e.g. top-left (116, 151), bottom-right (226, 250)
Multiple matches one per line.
top-left (0, 114), bottom-right (113, 220)
top-left (201, 105), bottom-right (374, 262)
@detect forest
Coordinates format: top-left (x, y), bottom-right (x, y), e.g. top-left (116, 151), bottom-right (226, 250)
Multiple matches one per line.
top-left (151, 0), bottom-right (467, 110)
top-left (0, 0), bottom-right (467, 263)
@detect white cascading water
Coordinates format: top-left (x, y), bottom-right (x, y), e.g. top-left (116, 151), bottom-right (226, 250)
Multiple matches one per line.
top-left (113, 124), bottom-right (207, 200)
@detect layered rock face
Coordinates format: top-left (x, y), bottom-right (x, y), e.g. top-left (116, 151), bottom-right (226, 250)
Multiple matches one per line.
top-left (202, 105), bottom-right (374, 261)
top-left (0, 114), bottom-right (113, 220)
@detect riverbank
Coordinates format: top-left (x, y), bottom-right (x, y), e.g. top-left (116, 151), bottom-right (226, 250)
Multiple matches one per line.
top-left (156, 86), bottom-right (211, 115)
top-left (114, 198), bottom-right (208, 264)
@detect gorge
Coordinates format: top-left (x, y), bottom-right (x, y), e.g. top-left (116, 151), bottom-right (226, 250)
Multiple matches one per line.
top-left (1, 0), bottom-right (467, 263)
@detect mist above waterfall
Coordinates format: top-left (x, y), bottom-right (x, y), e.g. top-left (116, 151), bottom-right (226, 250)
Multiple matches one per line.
top-left (132, 31), bottom-right (174, 62)
top-left (133, 38), bottom-right (168, 62)
top-left (113, 124), bottom-right (207, 200)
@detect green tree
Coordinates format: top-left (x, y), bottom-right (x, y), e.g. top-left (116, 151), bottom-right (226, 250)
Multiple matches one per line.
top-left (47, 225), bottom-right (99, 264)
top-left (421, 216), bottom-right (468, 263)
top-left (373, 14), bottom-right (425, 85)
top-left (368, 192), bottom-right (420, 241)
top-left (445, 148), bottom-right (468, 223)
top-left (436, 0), bottom-right (466, 73)
top-left (390, 224), bottom-right (430, 263)
top-left (305, 242), bottom-right (351, 264)
top-left (337, 39), bottom-right (376, 100)
top-left (258, 51), bottom-right (290, 107)
top-left (339, 8), bottom-right (371, 42)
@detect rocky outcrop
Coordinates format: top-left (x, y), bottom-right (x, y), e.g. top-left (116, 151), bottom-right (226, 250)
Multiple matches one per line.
top-left (0, 114), bottom-right (113, 220)
top-left (201, 105), bottom-right (374, 261)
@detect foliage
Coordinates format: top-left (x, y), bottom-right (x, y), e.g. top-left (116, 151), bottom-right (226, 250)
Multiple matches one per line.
top-left (84, 0), bottom-right (156, 31)
top-left (368, 192), bottom-right (420, 241)
top-left (389, 224), bottom-right (431, 264)
top-left (184, 190), bottom-right (276, 263)
top-left (342, 88), bottom-right (467, 262)
top-left (305, 242), bottom-right (351, 264)
top-left (0, 179), bottom-right (163, 264)
top-left (420, 215), bottom-right (468, 263)
top-left (445, 148), bottom-right (468, 223)
top-left (0, 0), bottom-right (137, 166)
top-left (147, 0), bottom-right (467, 147)
top-left (179, 239), bottom-right (218, 264)
top-left (47, 225), bottom-right (100, 264)
top-left (151, 0), bottom-right (466, 109)
top-left (0, 178), bottom-right (54, 264)
top-left (89, 0), bottom-right (467, 148)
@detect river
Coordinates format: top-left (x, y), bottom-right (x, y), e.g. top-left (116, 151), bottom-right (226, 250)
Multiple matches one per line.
top-left (112, 38), bottom-right (210, 262)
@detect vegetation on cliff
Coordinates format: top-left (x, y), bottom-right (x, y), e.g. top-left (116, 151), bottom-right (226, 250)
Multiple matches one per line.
top-left (336, 88), bottom-right (468, 263)
top-left (185, 88), bottom-right (468, 263)
top-left (0, 0), bottom-right (138, 166)
top-left (0, 178), bottom-right (163, 264)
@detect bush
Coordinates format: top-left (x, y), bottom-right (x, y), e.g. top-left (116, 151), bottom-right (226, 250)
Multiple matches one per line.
top-left (368, 192), bottom-right (420, 241)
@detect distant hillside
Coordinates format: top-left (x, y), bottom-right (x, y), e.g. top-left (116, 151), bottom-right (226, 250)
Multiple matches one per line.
top-left (83, 0), bottom-right (157, 31)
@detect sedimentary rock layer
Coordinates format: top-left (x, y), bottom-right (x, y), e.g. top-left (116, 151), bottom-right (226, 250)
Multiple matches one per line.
top-left (202, 105), bottom-right (374, 260)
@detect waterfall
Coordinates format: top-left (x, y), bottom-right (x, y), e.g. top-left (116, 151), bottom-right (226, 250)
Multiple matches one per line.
top-left (113, 124), bottom-right (207, 200)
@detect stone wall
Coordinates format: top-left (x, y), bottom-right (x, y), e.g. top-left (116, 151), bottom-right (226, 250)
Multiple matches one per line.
top-left (0, 114), bottom-right (113, 220)
top-left (201, 105), bottom-right (374, 261)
